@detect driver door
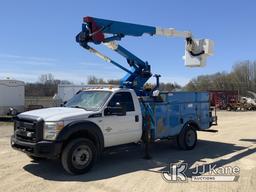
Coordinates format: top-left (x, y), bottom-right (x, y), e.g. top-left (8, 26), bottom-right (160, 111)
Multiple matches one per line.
top-left (103, 91), bottom-right (139, 147)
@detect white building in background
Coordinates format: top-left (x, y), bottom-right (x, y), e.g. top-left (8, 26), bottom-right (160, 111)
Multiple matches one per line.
top-left (0, 79), bottom-right (25, 115)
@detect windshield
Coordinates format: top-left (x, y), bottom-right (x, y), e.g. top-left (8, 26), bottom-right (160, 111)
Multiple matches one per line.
top-left (64, 91), bottom-right (111, 111)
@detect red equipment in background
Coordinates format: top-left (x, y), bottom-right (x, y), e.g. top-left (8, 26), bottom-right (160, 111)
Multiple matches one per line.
top-left (209, 90), bottom-right (238, 109)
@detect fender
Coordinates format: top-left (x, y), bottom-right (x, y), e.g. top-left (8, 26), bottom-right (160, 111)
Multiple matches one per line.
top-left (56, 120), bottom-right (104, 152)
top-left (183, 120), bottom-right (200, 131)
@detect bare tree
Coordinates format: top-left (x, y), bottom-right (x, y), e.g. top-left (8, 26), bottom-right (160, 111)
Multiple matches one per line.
top-left (38, 73), bottom-right (55, 84)
top-left (185, 60), bottom-right (256, 96)
top-left (26, 74), bottom-right (73, 96)
top-left (87, 76), bottom-right (119, 84)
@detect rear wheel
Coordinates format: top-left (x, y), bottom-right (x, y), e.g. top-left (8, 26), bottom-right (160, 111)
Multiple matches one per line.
top-left (61, 138), bottom-right (97, 175)
top-left (177, 124), bottom-right (197, 150)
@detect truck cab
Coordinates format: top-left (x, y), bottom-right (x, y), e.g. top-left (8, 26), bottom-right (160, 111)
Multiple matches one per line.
top-left (11, 88), bottom-right (143, 174)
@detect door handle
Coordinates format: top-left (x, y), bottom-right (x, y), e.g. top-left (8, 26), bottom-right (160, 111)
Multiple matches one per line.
top-left (135, 115), bottom-right (139, 122)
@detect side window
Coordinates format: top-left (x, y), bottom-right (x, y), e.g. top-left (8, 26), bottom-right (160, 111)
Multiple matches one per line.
top-left (108, 92), bottom-right (135, 112)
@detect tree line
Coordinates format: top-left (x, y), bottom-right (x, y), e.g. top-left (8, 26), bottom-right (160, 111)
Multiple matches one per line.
top-left (25, 60), bottom-right (256, 97)
top-left (87, 75), bottom-right (181, 91)
top-left (185, 60), bottom-right (256, 96)
top-left (25, 74), bottom-right (181, 97)
top-left (25, 74), bottom-right (72, 97)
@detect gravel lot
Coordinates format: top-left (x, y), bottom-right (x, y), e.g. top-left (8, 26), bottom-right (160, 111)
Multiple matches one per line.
top-left (0, 111), bottom-right (256, 192)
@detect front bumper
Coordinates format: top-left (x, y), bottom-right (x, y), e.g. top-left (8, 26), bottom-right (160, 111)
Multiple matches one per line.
top-left (11, 135), bottom-right (62, 159)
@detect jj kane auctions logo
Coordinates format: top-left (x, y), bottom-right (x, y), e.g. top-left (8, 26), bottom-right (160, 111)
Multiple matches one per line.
top-left (162, 163), bottom-right (240, 182)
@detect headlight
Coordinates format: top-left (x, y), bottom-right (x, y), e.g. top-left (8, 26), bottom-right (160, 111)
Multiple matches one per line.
top-left (43, 121), bottom-right (65, 140)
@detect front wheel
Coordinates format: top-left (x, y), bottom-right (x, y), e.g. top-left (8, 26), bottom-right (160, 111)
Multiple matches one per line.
top-left (177, 124), bottom-right (197, 150)
top-left (61, 138), bottom-right (97, 175)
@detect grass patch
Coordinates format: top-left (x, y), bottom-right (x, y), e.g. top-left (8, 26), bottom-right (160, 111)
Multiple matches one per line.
top-left (0, 115), bottom-right (11, 118)
top-left (0, 122), bottom-right (13, 126)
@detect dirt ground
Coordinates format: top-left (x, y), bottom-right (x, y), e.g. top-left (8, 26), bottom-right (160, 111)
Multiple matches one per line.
top-left (0, 111), bottom-right (256, 192)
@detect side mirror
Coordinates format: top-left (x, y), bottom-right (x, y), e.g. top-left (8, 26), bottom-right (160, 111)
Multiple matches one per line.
top-left (104, 106), bottom-right (126, 116)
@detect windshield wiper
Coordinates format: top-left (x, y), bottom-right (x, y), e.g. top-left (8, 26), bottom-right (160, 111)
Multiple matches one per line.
top-left (71, 106), bottom-right (88, 110)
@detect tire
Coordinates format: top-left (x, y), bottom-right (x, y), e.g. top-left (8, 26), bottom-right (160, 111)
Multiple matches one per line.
top-left (27, 154), bottom-right (45, 161)
top-left (177, 124), bottom-right (197, 150)
top-left (61, 138), bottom-right (97, 175)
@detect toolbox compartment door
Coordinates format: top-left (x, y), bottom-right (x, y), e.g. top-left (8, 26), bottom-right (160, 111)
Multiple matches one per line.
top-left (198, 102), bottom-right (210, 129)
top-left (154, 104), bottom-right (181, 139)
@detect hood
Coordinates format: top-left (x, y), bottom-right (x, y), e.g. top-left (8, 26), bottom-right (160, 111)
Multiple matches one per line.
top-left (18, 107), bottom-right (95, 121)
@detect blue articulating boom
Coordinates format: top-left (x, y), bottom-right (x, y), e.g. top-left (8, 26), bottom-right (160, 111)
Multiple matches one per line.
top-left (76, 16), bottom-right (213, 96)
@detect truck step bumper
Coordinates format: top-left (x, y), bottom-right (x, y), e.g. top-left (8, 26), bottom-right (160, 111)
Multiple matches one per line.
top-left (11, 135), bottom-right (62, 159)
